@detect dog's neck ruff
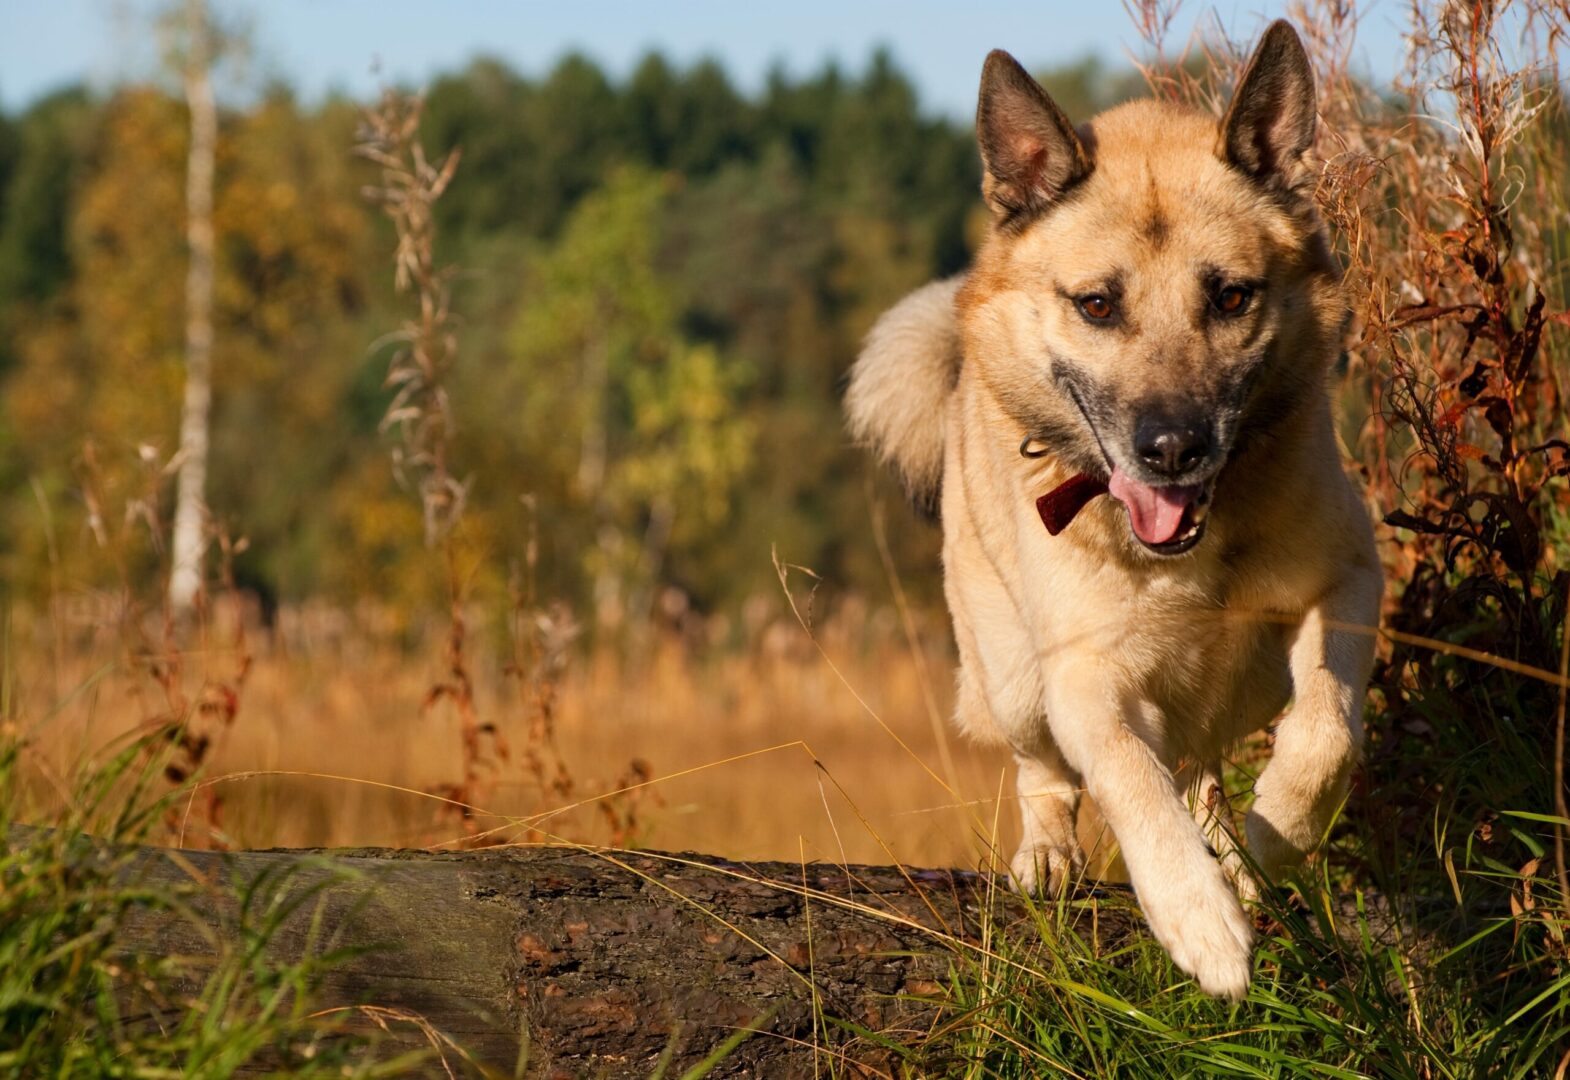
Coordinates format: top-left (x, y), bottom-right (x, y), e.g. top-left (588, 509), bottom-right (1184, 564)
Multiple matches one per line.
top-left (1035, 473), bottom-right (1108, 536)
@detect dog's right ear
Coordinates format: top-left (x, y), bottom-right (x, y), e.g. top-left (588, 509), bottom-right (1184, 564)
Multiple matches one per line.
top-left (977, 50), bottom-right (1091, 226)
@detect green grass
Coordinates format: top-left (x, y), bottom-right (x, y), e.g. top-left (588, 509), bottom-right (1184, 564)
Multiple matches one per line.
top-left (941, 890), bottom-right (1564, 1077)
top-left (883, 807), bottom-right (1570, 1080)
top-left (0, 699), bottom-right (433, 1077)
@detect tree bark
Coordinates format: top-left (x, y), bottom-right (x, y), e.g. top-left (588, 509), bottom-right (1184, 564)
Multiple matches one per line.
top-left (169, 0), bottom-right (217, 614)
top-left (61, 833), bottom-right (1103, 1078)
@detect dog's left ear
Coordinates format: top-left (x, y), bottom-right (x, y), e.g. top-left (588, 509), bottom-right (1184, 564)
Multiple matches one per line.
top-left (1219, 20), bottom-right (1316, 186)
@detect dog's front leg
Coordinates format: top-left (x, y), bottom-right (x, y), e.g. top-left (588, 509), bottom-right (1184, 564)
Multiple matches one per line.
top-left (1246, 568), bottom-right (1381, 880)
top-left (1045, 662), bottom-right (1254, 999)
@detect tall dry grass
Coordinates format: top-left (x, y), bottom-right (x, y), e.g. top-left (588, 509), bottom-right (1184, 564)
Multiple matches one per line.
top-left (10, 596), bottom-right (1014, 867)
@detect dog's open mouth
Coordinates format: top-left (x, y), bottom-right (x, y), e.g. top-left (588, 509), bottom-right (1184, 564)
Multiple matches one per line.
top-left (1107, 467), bottom-right (1212, 555)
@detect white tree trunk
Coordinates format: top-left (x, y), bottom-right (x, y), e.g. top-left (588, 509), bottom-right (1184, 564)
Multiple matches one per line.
top-left (169, 0), bottom-right (217, 615)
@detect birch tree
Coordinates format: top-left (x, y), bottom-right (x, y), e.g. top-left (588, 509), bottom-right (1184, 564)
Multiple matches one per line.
top-left (168, 0), bottom-right (216, 614)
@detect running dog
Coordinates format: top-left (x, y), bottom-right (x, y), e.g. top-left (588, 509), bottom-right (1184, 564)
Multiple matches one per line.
top-left (845, 21), bottom-right (1381, 998)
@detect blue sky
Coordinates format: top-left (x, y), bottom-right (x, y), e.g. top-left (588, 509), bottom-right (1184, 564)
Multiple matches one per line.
top-left (1, 1), bottom-right (1412, 119)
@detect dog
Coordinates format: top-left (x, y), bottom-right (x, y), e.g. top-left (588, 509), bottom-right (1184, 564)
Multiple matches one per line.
top-left (845, 21), bottom-right (1381, 999)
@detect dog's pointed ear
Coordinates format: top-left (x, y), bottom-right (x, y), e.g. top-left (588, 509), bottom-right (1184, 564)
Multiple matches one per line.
top-left (1219, 21), bottom-right (1317, 185)
top-left (977, 49), bottom-right (1091, 224)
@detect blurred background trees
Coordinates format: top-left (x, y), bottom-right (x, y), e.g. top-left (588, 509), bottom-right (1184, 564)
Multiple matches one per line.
top-left (0, 46), bottom-right (1139, 630)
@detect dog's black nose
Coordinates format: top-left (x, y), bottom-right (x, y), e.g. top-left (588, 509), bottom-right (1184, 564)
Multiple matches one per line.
top-left (1134, 415), bottom-right (1212, 477)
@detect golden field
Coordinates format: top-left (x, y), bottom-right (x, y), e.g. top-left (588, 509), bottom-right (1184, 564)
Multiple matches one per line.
top-left (9, 593), bottom-right (1021, 870)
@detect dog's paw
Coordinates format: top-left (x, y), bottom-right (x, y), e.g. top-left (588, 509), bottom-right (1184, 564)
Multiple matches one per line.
top-left (1141, 862), bottom-right (1255, 1000)
top-left (1008, 841), bottom-right (1083, 898)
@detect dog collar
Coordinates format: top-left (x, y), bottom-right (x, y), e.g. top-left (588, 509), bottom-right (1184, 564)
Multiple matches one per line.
top-left (1035, 473), bottom-right (1108, 535)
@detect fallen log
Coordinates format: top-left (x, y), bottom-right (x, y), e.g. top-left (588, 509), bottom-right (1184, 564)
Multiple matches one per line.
top-left (19, 826), bottom-right (1481, 1077)
top-left (18, 827), bottom-right (1122, 1078)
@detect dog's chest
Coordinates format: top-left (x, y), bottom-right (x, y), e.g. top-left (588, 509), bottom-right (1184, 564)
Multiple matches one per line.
top-left (1127, 588), bottom-right (1295, 745)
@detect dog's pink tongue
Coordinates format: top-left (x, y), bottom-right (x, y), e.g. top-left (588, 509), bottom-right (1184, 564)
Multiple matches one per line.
top-left (1107, 467), bottom-right (1199, 545)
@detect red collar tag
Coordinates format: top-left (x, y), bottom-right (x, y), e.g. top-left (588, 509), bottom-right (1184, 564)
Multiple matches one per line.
top-left (1035, 473), bottom-right (1109, 536)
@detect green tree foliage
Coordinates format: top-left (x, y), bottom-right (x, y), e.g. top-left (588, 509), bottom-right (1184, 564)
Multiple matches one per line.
top-left (626, 55), bottom-right (756, 175)
top-left (1033, 54), bottom-right (1148, 122)
top-left (0, 90), bottom-right (95, 319)
top-left (500, 168), bottom-right (754, 624)
top-left (0, 85), bottom-right (377, 598)
top-left (0, 88), bottom-right (97, 413)
top-left (0, 49), bottom-right (1028, 622)
top-left (208, 89), bottom-right (376, 586)
top-left (3, 87), bottom-right (189, 594)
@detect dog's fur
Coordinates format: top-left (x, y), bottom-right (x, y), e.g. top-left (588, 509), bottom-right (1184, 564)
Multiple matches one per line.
top-left (845, 22), bottom-right (1381, 999)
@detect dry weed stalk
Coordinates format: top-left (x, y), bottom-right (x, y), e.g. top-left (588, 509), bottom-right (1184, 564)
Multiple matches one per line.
top-left (1318, 1), bottom-right (1569, 932)
top-left (504, 499), bottom-right (657, 845)
top-left (356, 92), bottom-right (650, 847)
top-left (71, 440), bottom-right (248, 847)
top-left (355, 91), bottom-right (467, 549)
top-left (356, 91), bottom-right (499, 840)
top-left (505, 498), bottom-right (577, 840)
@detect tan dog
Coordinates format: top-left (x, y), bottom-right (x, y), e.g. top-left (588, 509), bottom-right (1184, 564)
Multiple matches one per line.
top-left (845, 21), bottom-right (1381, 999)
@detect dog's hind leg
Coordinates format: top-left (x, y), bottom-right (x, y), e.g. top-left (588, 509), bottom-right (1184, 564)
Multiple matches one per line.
top-left (947, 562), bottom-right (1083, 895)
top-left (953, 643), bottom-right (1084, 896)
top-left (1180, 759), bottom-right (1253, 900)
top-left (1246, 565), bottom-right (1381, 879)
top-left (1010, 740), bottom-right (1084, 896)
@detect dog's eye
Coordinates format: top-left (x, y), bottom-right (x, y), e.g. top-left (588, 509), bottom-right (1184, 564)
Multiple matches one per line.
top-left (1076, 295), bottom-right (1115, 322)
top-left (1213, 285), bottom-right (1253, 317)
